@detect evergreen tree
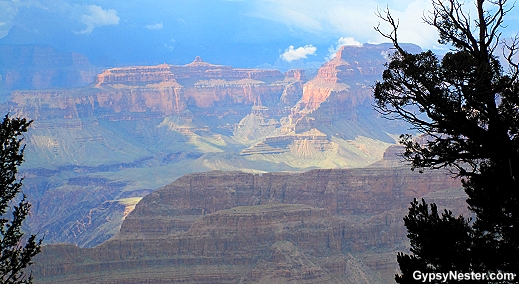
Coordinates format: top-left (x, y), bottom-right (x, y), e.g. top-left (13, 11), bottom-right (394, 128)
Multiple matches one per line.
top-left (0, 114), bottom-right (41, 283)
top-left (374, 0), bottom-right (518, 282)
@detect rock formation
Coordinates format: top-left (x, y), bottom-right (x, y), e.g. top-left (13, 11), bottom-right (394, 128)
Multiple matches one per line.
top-left (298, 44), bottom-right (398, 112)
top-left (33, 167), bottom-right (465, 283)
top-left (7, 43), bottom-right (428, 251)
top-left (238, 44), bottom-right (420, 157)
top-left (12, 57), bottom-right (303, 119)
top-left (286, 43), bottom-right (420, 135)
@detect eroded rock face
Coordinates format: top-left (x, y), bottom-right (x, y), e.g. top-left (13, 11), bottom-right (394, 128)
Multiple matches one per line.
top-left (12, 57), bottom-right (303, 119)
top-left (119, 168), bottom-right (461, 238)
top-left (10, 46), bottom-right (411, 250)
top-left (95, 64), bottom-right (176, 86)
top-left (284, 43), bottom-right (421, 137)
top-left (236, 44), bottom-right (420, 157)
top-left (10, 44), bottom-right (432, 252)
top-left (33, 168), bottom-right (465, 283)
top-left (299, 44), bottom-right (393, 112)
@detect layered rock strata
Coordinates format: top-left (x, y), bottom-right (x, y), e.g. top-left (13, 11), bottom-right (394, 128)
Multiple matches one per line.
top-left (33, 168), bottom-right (465, 283)
top-left (240, 44), bottom-right (422, 156)
top-left (12, 57), bottom-right (303, 120)
top-left (9, 43), bottom-right (431, 252)
top-left (240, 128), bottom-right (331, 155)
top-left (282, 43), bottom-right (421, 137)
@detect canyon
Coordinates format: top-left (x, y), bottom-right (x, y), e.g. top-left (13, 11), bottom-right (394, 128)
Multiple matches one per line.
top-left (0, 42), bottom-right (471, 283)
top-left (32, 165), bottom-right (465, 283)
top-left (4, 43), bottom-right (421, 248)
top-left (11, 55), bottom-right (302, 119)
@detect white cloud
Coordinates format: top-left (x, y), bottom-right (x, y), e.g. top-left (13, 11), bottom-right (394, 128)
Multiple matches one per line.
top-left (77, 5), bottom-right (119, 34)
top-left (386, 0), bottom-right (438, 49)
top-left (281, 44), bottom-right (317, 62)
top-left (145, 23), bottom-right (163, 30)
top-left (248, 0), bottom-right (441, 50)
top-left (327, 37), bottom-right (362, 59)
top-left (336, 37), bottom-right (362, 47)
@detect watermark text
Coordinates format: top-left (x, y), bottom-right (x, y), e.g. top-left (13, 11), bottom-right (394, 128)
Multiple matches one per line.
top-left (413, 270), bottom-right (516, 282)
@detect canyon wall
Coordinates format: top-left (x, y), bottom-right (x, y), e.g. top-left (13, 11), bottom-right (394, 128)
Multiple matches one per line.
top-left (238, 44), bottom-right (421, 157)
top-left (11, 57), bottom-right (303, 120)
top-left (284, 43), bottom-right (421, 138)
top-left (33, 167), bottom-right (465, 283)
top-left (9, 43), bottom-right (428, 250)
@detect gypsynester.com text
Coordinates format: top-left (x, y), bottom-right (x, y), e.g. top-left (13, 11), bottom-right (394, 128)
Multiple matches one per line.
top-left (413, 270), bottom-right (516, 282)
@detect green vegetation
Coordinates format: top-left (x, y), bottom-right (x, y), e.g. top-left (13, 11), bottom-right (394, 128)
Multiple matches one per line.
top-left (375, 0), bottom-right (519, 281)
top-left (0, 114), bottom-right (41, 283)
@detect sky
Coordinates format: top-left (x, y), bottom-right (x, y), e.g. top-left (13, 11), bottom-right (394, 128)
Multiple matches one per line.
top-left (1, 0), bottom-right (519, 69)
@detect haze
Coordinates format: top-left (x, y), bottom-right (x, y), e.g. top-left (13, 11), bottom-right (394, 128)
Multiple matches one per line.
top-left (3, 0), bottom-right (516, 68)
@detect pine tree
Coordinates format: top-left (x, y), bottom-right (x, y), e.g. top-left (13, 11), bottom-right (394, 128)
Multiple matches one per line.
top-left (374, 0), bottom-right (519, 282)
top-left (0, 114), bottom-right (41, 283)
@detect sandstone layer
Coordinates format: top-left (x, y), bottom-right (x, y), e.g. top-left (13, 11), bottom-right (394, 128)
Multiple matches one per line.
top-left (33, 167), bottom-right (465, 283)
top-left (237, 44), bottom-right (418, 158)
top-left (284, 43), bottom-right (420, 138)
top-left (12, 56), bottom-right (303, 120)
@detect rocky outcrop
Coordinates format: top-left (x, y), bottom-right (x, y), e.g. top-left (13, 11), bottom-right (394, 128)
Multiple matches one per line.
top-left (33, 168), bottom-right (465, 283)
top-left (12, 57), bottom-right (304, 119)
top-left (298, 44), bottom-right (393, 112)
top-left (95, 64), bottom-right (176, 86)
top-left (240, 128), bottom-right (332, 155)
top-left (281, 43), bottom-right (421, 139)
top-left (237, 44), bottom-right (418, 157)
top-left (93, 57), bottom-right (285, 87)
top-left (368, 145), bottom-right (408, 168)
top-left (119, 168), bottom-right (461, 238)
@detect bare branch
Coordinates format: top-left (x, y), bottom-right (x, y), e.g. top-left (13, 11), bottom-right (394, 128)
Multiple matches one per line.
top-left (374, 6), bottom-right (406, 54)
top-left (424, 0), bottom-right (479, 52)
top-left (503, 35), bottom-right (519, 80)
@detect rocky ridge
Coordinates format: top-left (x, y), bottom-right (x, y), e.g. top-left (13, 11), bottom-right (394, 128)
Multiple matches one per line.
top-left (12, 56), bottom-right (301, 119)
top-left (33, 167), bottom-right (465, 283)
top-left (288, 43), bottom-right (420, 134)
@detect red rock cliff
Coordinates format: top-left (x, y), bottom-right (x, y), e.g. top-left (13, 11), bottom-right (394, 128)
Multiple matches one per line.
top-left (284, 43), bottom-right (421, 136)
top-left (299, 44), bottom-right (390, 111)
top-left (12, 58), bottom-right (303, 119)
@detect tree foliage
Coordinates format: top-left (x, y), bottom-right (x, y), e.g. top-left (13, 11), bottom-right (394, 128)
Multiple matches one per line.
top-left (374, 0), bottom-right (519, 282)
top-left (0, 115), bottom-right (41, 283)
top-left (395, 199), bottom-right (473, 283)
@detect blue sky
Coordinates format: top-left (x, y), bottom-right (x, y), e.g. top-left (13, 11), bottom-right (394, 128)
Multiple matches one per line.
top-left (1, 0), bottom-right (518, 68)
